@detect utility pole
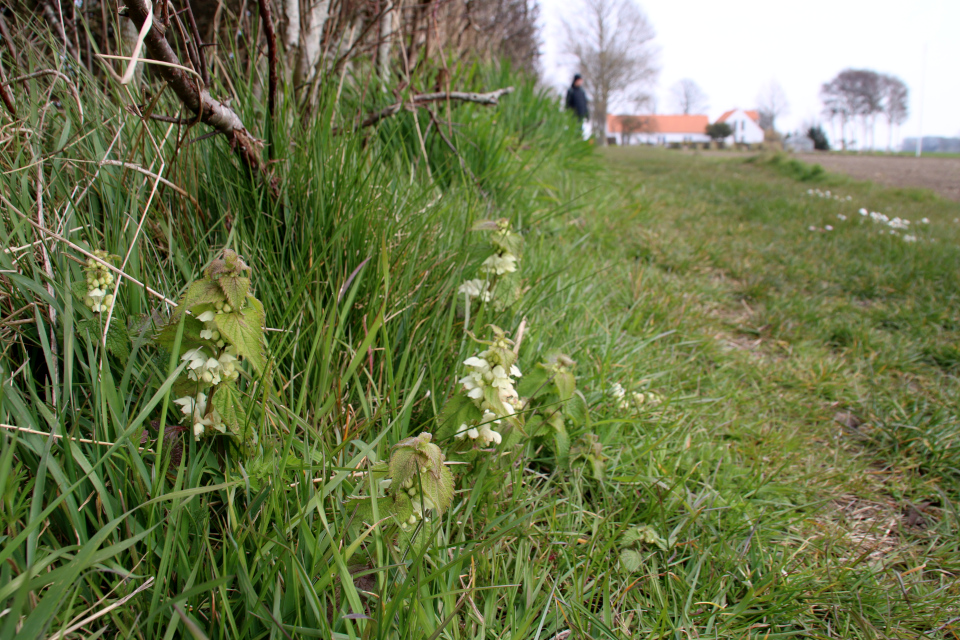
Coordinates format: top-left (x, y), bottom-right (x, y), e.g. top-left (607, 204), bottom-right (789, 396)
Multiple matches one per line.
top-left (916, 44), bottom-right (926, 158)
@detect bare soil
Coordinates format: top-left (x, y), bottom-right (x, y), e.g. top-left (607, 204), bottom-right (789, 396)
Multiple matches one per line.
top-left (796, 153), bottom-right (960, 201)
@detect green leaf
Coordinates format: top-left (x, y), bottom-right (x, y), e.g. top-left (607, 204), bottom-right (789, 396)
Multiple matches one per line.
top-left (104, 321), bottom-right (130, 360)
top-left (155, 315), bottom-right (209, 352)
top-left (212, 382), bottom-right (247, 437)
top-left (388, 447), bottom-right (419, 489)
top-left (621, 549), bottom-right (642, 573)
top-left (176, 279), bottom-right (225, 319)
top-left (218, 276), bottom-right (250, 310)
top-left (215, 303), bottom-right (265, 374)
top-left (517, 366), bottom-right (550, 398)
top-left (70, 280), bottom-right (88, 300)
top-left (555, 370), bottom-right (576, 402)
top-left (566, 391), bottom-right (589, 427)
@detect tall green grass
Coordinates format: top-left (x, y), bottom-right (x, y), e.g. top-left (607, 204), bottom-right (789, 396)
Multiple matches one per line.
top-left (3, 34), bottom-right (960, 639)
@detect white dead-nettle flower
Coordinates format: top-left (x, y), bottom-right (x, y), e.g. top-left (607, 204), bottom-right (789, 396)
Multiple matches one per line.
top-left (480, 253), bottom-right (517, 276)
top-left (173, 392), bottom-right (225, 439)
top-left (458, 278), bottom-right (493, 302)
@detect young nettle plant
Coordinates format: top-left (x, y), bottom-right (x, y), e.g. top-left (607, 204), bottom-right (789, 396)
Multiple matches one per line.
top-left (458, 218), bottom-right (523, 311)
top-left (156, 249), bottom-right (266, 443)
top-left (349, 433), bottom-right (454, 543)
top-left (518, 352), bottom-right (589, 466)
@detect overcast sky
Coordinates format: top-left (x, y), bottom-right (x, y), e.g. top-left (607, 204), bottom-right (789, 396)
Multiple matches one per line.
top-left (539, 0), bottom-right (959, 147)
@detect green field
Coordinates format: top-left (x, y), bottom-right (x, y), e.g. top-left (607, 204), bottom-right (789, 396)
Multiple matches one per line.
top-left (3, 67), bottom-right (960, 637)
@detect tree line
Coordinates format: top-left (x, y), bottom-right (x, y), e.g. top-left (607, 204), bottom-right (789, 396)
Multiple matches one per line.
top-left (820, 69), bottom-right (908, 151)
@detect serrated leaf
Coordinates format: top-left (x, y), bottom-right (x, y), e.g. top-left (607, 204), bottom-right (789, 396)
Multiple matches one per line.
top-left (621, 549), bottom-right (642, 573)
top-left (555, 370), bottom-right (576, 402)
top-left (215, 304), bottom-right (265, 373)
top-left (218, 276), bottom-right (250, 310)
top-left (566, 391), bottom-right (589, 427)
top-left (212, 382), bottom-right (247, 437)
top-left (104, 321), bottom-right (130, 360)
top-left (70, 280), bottom-right (88, 300)
top-left (517, 365), bottom-right (550, 398)
top-left (175, 279), bottom-right (225, 319)
top-left (388, 447), bottom-right (419, 489)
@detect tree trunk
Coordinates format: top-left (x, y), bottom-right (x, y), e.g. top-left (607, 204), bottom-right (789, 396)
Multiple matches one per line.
top-left (294, 0), bottom-right (329, 87)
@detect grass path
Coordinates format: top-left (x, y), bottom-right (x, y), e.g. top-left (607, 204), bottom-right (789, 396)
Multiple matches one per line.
top-left (573, 147), bottom-right (960, 637)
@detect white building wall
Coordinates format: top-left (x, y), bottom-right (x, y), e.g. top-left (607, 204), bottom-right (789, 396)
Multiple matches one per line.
top-left (722, 110), bottom-right (765, 144)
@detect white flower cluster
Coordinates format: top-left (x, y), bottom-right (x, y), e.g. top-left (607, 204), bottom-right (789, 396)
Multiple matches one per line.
top-left (83, 251), bottom-right (116, 314)
top-left (196, 309), bottom-right (227, 348)
top-left (455, 335), bottom-right (522, 447)
top-left (611, 382), bottom-right (663, 411)
top-left (807, 188), bottom-right (852, 202)
top-left (173, 392), bottom-right (226, 438)
top-left (182, 345), bottom-right (239, 385)
top-left (859, 208), bottom-right (928, 241)
top-left (458, 278), bottom-right (492, 303)
top-left (480, 253), bottom-right (517, 276)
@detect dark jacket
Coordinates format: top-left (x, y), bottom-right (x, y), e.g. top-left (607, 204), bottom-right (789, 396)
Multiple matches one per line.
top-left (565, 85), bottom-right (589, 120)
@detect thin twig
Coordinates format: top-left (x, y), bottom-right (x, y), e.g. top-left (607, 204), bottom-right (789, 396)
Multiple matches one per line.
top-left (183, 3), bottom-right (209, 86)
top-left (0, 59), bottom-right (15, 118)
top-left (0, 423), bottom-right (153, 451)
top-left (52, 577), bottom-right (156, 639)
top-left (256, 0), bottom-right (278, 119)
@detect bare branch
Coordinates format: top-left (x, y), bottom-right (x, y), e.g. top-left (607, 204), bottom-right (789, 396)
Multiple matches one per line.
top-left (347, 87), bottom-right (514, 131)
top-left (120, 0), bottom-right (277, 194)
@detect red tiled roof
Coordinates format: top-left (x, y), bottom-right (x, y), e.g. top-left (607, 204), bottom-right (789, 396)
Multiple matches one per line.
top-left (607, 114), bottom-right (709, 135)
top-left (717, 109), bottom-right (760, 124)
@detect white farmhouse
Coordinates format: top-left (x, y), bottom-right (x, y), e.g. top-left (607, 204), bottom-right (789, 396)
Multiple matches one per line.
top-left (606, 114), bottom-right (710, 146)
top-left (716, 109), bottom-right (765, 144)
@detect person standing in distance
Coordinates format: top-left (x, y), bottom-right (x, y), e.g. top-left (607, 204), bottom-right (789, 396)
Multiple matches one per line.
top-left (565, 74), bottom-right (589, 121)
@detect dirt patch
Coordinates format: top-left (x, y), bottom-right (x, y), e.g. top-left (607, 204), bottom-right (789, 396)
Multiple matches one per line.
top-left (795, 153), bottom-right (960, 202)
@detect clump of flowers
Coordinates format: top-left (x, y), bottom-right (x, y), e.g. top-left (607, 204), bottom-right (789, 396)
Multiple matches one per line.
top-left (806, 188), bottom-right (851, 202)
top-left (457, 219), bottom-right (523, 312)
top-left (157, 249), bottom-right (266, 442)
top-left (82, 250), bottom-right (117, 314)
top-left (454, 325), bottom-right (523, 447)
top-left (611, 382), bottom-right (663, 411)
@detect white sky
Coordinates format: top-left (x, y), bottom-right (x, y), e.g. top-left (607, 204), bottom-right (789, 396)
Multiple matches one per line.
top-left (538, 0), bottom-right (960, 147)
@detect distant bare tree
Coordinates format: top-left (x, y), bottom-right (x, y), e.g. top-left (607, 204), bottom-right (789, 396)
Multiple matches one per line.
top-left (562, 0), bottom-right (659, 146)
top-left (619, 115), bottom-right (652, 144)
top-left (880, 74), bottom-right (909, 152)
top-left (820, 69), bottom-right (885, 150)
top-left (756, 80), bottom-right (789, 132)
top-left (669, 79), bottom-right (708, 115)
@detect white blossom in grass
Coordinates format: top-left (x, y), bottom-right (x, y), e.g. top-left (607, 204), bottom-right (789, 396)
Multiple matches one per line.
top-left (480, 253), bottom-right (517, 276)
top-left (859, 208), bottom-right (868, 216)
top-left (888, 217), bottom-right (910, 230)
top-left (921, 218), bottom-right (930, 224)
top-left (825, 225), bottom-right (833, 231)
top-left (458, 278), bottom-right (493, 302)
top-left (173, 392), bottom-right (224, 439)
top-left (837, 214), bottom-right (847, 221)
top-left (846, 196), bottom-right (853, 201)
top-left (808, 226), bottom-right (817, 232)
top-left (903, 234), bottom-right (917, 243)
